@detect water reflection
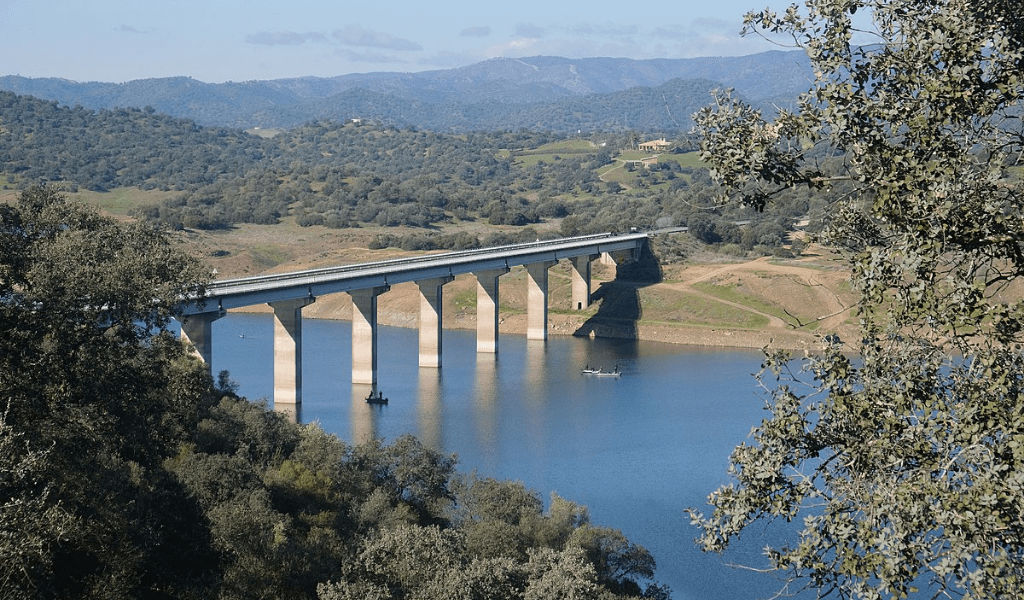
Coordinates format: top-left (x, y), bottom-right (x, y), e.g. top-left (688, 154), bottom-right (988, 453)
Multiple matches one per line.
top-left (417, 369), bottom-right (442, 450)
top-left (524, 339), bottom-right (548, 399)
top-left (473, 353), bottom-right (499, 469)
top-left (569, 336), bottom-right (590, 373)
top-left (350, 384), bottom-right (378, 444)
top-left (523, 340), bottom-right (549, 457)
top-left (276, 402), bottom-right (301, 424)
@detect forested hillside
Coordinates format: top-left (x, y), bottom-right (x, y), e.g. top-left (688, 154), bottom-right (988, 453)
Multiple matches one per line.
top-left (0, 51), bottom-right (811, 131)
top-left (0, 91), bottom-right (833, 256)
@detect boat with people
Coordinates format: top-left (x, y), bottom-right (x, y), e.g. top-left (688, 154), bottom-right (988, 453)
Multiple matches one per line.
top-left (581, 364), bottom-right (621, 377)
top-left (366, 390), bottom-right (389, 405)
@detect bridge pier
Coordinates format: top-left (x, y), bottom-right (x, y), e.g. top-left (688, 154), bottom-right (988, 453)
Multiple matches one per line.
top-left (603, 248), bottom-right (638, 265)
top-left (417, 276), bottom-right (454, 368)
top-left (475, 267), bottom-right (509, 353)
top-left (349, 285), bottom-right (390, 385)
top-left (180, 233), bottom-right (649, 397)
top-left (270, 297), bottom-right (315, 407)
top-left (179, 310), bottom-right (225, 364)
top-left (526, 260), bottom-right (557, 341)
top-left (570, 254), bottom-right (599, 310)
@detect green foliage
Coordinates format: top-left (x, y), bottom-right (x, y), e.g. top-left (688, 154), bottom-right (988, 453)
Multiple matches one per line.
top-left (0, 185), bottom-right (219, 598)
top-left (689, 2), bottom-right (1024, 599)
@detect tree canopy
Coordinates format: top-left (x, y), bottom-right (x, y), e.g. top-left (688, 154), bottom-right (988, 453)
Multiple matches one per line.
top-left (689, 1), bottom-right (1024, 599)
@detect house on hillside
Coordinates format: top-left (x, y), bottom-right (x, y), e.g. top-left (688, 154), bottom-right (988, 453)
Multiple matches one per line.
top-left (638, 138), bottom-right (671, 152)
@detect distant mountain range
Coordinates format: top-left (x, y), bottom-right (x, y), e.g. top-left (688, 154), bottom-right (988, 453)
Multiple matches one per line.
top-left (0, 51), bottom-right (812, 133)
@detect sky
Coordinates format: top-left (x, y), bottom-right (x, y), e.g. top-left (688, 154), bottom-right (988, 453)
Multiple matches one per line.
top-left (0, 0), bottom-right (786, 84)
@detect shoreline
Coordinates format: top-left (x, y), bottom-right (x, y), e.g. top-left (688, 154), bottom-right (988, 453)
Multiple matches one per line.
top-left (231, 305), bottom-right (826, 353)
top-left (223, 251), bottom-right (857, 356)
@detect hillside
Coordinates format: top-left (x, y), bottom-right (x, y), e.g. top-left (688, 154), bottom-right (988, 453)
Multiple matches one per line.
top-left (0, 92), bottom-right (822, 245)
top-left (0, 51), bottom-right (811, 131)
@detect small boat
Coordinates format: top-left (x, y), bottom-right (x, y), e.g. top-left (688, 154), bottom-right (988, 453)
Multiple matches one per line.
top-left (582, 365), bottom-right (621, 377)
top-left (366, 390), bottom-right (389, 405)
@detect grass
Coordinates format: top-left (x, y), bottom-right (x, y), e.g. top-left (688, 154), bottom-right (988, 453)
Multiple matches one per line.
top-left (249, 244), bottom-right (293, 269)
top-left (450, 289), bottom-right (477, 311)
top-left (516, 154), bottom-right (559, 167)
top-left (72, 187), bottom-right (178, 217)
top-left (657, 151), bottom-right (706, 169)
top-left (513, 140), bottom-right (598, 167)
top-left (639, 288), bottom-right (770, 329)
top-left (532, 140), bottom-right (598, 152)
top-left (692, 281), bottom-right (817, 330)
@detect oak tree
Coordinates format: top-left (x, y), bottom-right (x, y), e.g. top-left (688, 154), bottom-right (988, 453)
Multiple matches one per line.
top-left (689, 2), bottom-right (1024, 599)
top-left (0, 185), bottom-right (218, 599)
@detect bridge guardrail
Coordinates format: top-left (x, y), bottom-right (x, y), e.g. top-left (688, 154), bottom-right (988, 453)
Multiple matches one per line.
top-left (185, 231), bottom-right (648, 313)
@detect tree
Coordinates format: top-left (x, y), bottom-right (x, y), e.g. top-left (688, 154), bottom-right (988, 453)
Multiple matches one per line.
top-left (0, 185), bottom-right (219, 598)
top-left (688, 2), bottom-right (1024, 599)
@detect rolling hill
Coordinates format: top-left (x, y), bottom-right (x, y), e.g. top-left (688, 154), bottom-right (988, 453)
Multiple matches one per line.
top-left (0, 51), bottom-right (811, 131)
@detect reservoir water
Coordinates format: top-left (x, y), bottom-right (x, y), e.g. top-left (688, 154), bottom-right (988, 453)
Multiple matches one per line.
top-left (209, 312), bottom-right (805, 600)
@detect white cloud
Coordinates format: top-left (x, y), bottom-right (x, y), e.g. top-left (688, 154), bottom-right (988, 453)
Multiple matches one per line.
top-left (514, 23), bottom-right (546, 38)
top-left (115, 24), bottom-right (146, 34)
top-left (337, 48), bottom-right (409, 65)
top-left (246, 31), bottom-right (330, 46)
top-left (569, 22), bottom-right (638, 37)
top-left (483, 38), bottom-right (539, 59)
top-left (333, 25), bottom-right (422, 51)
top-left (460, 26), bottom-right (491, 38)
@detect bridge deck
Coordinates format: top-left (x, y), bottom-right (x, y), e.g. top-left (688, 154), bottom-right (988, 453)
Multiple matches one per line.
top-left (182, 232), bottom-right (648, 314)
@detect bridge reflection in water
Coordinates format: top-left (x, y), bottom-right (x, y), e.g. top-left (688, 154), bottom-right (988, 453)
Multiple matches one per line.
top-left (178, 233), bottom-right (646, 417)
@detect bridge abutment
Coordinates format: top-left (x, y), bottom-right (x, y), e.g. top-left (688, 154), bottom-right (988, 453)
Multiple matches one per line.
top-left (475, 267), bottom-right (509, 353)
top-left (349, 286), bottom-right (390, 385)
top-left (270, 297), bottom-right (315, 408)
top-left (526, 260), bottom-right (557, 341)
top-left (417, 276), bottom-right (454, 368)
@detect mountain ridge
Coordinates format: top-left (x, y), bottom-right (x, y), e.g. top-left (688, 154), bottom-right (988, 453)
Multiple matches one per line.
top-left (0, 51), bottom-right (811, 132)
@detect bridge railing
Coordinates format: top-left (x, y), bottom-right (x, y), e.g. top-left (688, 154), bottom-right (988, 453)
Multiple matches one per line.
top-left (180, 231), bottom-right (648, 313)
top-left (206, 232), bottom-right (640, 292)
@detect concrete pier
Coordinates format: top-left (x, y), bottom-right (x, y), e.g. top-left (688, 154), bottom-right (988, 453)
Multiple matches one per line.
top-left (570, 254), bottom-right (598, 310)
top-left (416, 276), bottom-right (454, 368)
top-left (475, 267), bottom-right (508, 353)
top-left (526, 260), bottom-right (557, 340)
top-left (349, 286), bottom-right (390, 384)
top-left (269, 297), bottom-right (315, 407)
top-left (179, 310), bottom-right (224, 364)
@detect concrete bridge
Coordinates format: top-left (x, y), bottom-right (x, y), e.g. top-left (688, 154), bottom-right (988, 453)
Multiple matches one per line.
top-left (177, 232), bottom-right (647, 411)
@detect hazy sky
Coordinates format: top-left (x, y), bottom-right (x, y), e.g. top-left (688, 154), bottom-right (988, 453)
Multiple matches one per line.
top-left (1, 0), bottom-right (787, 83)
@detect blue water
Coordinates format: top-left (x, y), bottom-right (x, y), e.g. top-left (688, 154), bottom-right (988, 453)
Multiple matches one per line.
top-left (208, 312), bottom-right (803, 600)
